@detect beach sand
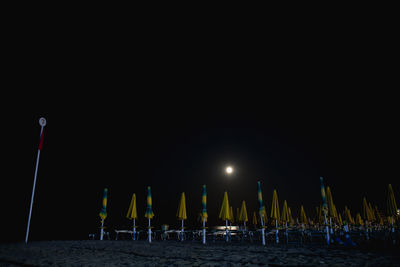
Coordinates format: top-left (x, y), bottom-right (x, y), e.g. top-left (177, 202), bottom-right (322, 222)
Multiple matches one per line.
top-left (1, 240), bottom-right (400, 266)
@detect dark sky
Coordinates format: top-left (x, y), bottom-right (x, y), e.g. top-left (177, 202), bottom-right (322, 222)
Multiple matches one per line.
top-left (2, 20), bottom-right (399, 242)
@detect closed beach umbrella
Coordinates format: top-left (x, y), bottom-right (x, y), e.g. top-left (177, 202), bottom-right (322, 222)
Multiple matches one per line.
top-left (145, 186), bottom-right (154, 243)
top-left (386, 184), bottom-right (398, 232)
top-left (177, 192), bottom-right (187, 241)
top-left (257, 181), bottom-right (266, 245)
top-left (288, 207), bottom-right (294, 226)
top-left (270, 190), bottom-right (280, 222)
top-left (281, 200), bottom-right (289, 230)
top-left (368, 203), bottom-right (376, 222)
top-left (201, 185), bottom-right (207, 244)
top-left (344, 206), bottom-right (354, 225)
top-left (362, 197), bottom-right (373, 240)
top-left (281, 200), bottom-right (289, 243)
top-left (236, 208), bottom-right (240, 224)
top-left (356, 213), bottom-right (364, 226)
top-left (270, 189), bottom-right (280, 243)
top-left (252, 211), bottom-right (258, 227)
top-left (362, 197), bottom-right (373, 222)
top-left (239, 200), bottom-right (248, 229)
top-left (126, 193), bottom-right (138, 240)
top-left (320, 177), bottom-right (330, 244)
top-left (229, 206), bottom-right (234, 224)
top-left (338, 213), bottom-right (343, 226)
top-left (99, 188), bottom-right (108, 241)
top-left (326, 187), bottom-right (335, 219)
top-left (300, 205), bottom-right (308, 226)
top-left (219, 191), bottom-right (231, 241)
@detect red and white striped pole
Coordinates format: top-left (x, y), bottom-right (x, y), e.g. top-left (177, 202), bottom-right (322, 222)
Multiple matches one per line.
top-left (25, 117), bottom-right (46, 243)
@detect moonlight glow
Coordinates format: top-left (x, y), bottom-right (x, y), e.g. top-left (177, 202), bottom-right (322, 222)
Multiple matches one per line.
top-left (226, 166), bottom-right (233, 174)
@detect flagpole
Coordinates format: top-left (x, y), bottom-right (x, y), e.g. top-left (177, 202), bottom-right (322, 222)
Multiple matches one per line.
top-left (25, 117), bottom-right (46, 244)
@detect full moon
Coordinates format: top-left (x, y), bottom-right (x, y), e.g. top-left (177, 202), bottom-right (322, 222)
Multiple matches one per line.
top-left (226, 166), bottom-right (233, 174)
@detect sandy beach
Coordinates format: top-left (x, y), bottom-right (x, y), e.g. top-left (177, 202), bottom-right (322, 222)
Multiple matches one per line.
top-left (1, 240), bottom-right (400, 266)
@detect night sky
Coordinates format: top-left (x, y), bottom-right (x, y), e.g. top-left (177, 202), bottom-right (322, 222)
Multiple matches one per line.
top-left (2, 21), bottom-right (399, 243)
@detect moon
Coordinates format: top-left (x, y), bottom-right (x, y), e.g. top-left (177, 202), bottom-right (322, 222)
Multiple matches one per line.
top-left (226, 166), bottom-right (233, 174)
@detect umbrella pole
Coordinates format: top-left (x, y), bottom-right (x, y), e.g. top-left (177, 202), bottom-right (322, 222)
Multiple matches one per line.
top-left (275, 219), bottom-right (279, 243)
top-left (225, 220), bottom-right (229, 242)
top-left (133, 219), bottom-right (136, 240)
top-left (181, 219), bottom-right (184, 241)
top-left (202, 217), bottom-right (206, 244)
top-left (244, 221), bottom-right (246, 231)
top-left (148, 218), bottom-right (151, 243)
top-left (365, 220), bottom-right (369, 240)
top-left (260, 217), bottom-right (265, 246)
top-left (285, 222), bottom-right (288, 244)
top-left (324, 214), bottom-right (330, 245)
top-left (100, 219), bottom-right (104, 240)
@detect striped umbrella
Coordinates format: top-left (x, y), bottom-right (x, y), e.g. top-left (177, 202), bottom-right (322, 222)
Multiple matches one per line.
top-left (320, 177), bottom-right (330, 244)
top-left (145, 186), bottom-right (154, 243)
top-left (126, 193), bottom-right (138, 240)
top-left (386, 184), bottom-right (398, 232)
top-left (99, 188), bottom-right (108, 240)
top-left (257, 181), bottom-right (266, 245)
top-left (201, 185), bottom-right (207, 244)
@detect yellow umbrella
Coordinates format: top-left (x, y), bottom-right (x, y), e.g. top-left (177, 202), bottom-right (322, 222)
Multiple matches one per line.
top-left (126, 193), bottom-right (138, 240)
top-left (288, 207), bottom-right (294, 226)
top-left (368, 203), bottom-right (376, 222)
top-left (344, 206), bottom-right (354, 225)
top-left (386, 184), bottom-right (398, 231)
top-left (326, 187), bottom-right (337, 222)
top-left (374, 205), bottom-right (383, 226)
top-left (317, 205), bottom-right (324, 224)
top-left (219, 192), bottom-right (231, 221)
top-left (270, 189), bottom-right (280, 222)
top-left (281, 200), bottom-right (289, 224)
top-left (300, 205), bottom-right (308, 226)
top-left (338, 213), bottom-right (343, 226)
top-left (252, 211), bottom-right (258, 227)
top-left (236, 207), bottom-right (240, 223)
top-left (127, 193), bottom-right (138, 220)
top-left (229, 206), bottom-right (234, 224)
top-left (239, 200), bottom-right (248, 229)
top-left (356, 212), bottom-right (364, 226)
top-left (262, 206), bottom-right (267, 225)
top-left (177, 192), bottom-right (187, 220)
top-left (362, 197), bottom-right (373, 222)
top-left (219, 191), bottom-right (231, 241)
top-left (177, 192), bottom-right (187, 241)
top-left (270, 189), bottom-right (280, 243)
